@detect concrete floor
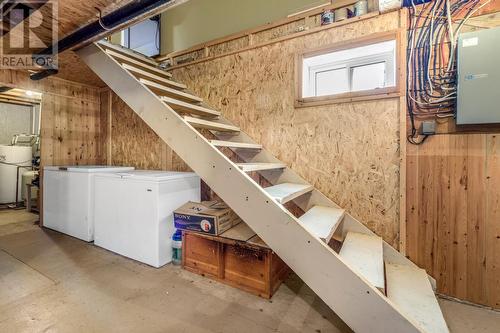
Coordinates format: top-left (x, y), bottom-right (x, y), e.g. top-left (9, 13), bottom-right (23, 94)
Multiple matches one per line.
top-left (1, 210), bottom-right (500, 332)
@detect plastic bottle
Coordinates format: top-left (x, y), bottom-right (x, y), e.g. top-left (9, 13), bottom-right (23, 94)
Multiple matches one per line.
top-left (172, 230), bottom-right (183, 265)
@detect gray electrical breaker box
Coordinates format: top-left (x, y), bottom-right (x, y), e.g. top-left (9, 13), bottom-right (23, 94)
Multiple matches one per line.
top-left (457, 27), bottom-right (500, 125)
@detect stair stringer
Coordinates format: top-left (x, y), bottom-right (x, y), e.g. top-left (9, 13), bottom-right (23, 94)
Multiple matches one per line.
top-left (78, 42), bottom-right (425, 333)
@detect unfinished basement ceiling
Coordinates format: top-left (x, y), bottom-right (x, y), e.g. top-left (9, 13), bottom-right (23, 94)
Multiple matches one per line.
top-left (2, 0), bottom-right (137, 86)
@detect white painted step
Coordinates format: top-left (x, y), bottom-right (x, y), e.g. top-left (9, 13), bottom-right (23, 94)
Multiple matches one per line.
top-left (99, 41), bottom-right (158, 66)
top-left (386, 264), bottom-right (449, 333)
top-left (184, 116), bottom-right (240, 132)
top-left (123, 64), bottom-right (186, 90)
top-left (236, 163), bottom-right (287, 172)
top-left (80, 41), bottom-right (438, 333)
top-left (299, 206), bottom-right (345, 243)
top-left (339, 232), bottom-right (385, 293)
top-left (264, 183), bottom-right (314, 204)
top-left (162, 97), bottom-right (220, 118)
top-left (211, 140), bottom-right (262, 150)
top-left (106, 50), bottom-right (172, 79)
top-left (141, 79), bottom-right (203, 103)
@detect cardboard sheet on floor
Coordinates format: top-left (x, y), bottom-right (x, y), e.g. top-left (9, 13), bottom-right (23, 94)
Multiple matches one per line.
top-left (219, 222), bottom-right (256, 242)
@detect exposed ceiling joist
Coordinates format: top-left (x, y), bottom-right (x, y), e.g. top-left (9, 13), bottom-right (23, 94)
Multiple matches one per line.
top-left (0, 0), bottom-right (190, 86)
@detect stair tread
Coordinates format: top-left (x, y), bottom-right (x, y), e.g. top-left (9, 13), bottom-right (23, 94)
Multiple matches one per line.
top-left (386, 263), bottom-right (449, 333)
top-left (184, 116), bottom-right (240, 132)
top-left (211, 140), bottom-right (262, 150)
top-left (141, 79), bottom-right (203, 103)
top-left (99, 41), bottom-right (158, 66)
top-left (264, 183), bottom-right (314, 204)
top-left (79, 42), bottom-right (443, 333)
top-left (123, 64), bottom-right (186, 89)
top-left (339, 232), bottom-right (385, 292)
top-left (236, 162), bottom-right (287, 172)
top-left (299, 206), bottom-right (345, 243)
top-left (106, 49), bottom-right (172, 78)
top-left (162, 96), bottom-right (220, 117)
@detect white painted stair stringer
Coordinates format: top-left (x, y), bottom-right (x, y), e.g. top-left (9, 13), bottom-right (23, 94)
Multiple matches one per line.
top-left (213, 131), bottom-right (431, 280)
top-left (78, 42), bottom-right (427, 333)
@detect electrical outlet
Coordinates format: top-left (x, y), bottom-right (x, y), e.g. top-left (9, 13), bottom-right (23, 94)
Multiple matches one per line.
top-left (421, 120), bottom-right (436, 135)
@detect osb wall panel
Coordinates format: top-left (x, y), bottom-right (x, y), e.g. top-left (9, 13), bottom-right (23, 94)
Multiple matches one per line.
top-left (107, 91), bottom-right (190, 171)
top-left (171, 12), bottom-right (402, 246)
top-left (252, 18), bottom-right (306, 44)
top-left (209, 36), bottom-right (249, 57)
top-left (406, 134), bottom-right (500, 309)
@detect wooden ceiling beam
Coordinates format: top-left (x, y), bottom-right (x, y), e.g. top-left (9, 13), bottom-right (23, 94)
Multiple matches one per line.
top-left (0, 97), bottom-right (36, 106)
top-left (0, 93), bottom-right (41, 104)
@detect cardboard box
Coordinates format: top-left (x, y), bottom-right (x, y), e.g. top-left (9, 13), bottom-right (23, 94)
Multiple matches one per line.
top-left (173, 201), bottom-right (241, 235)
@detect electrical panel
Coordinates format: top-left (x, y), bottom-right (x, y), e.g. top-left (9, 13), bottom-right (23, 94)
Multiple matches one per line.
top-left (457, 27), bottom-right (500, 125)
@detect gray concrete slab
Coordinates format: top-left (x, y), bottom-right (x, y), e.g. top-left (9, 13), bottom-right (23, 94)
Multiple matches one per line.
top-left (0, 210), bottom-right (499, 333)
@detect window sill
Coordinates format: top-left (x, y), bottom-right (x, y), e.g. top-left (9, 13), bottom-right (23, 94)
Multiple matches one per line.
top-left (295, 87), bottom-right (400, 108)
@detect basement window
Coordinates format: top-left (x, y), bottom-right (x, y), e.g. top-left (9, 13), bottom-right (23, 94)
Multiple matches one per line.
top-left (296, 34), bottom-right (399, 107)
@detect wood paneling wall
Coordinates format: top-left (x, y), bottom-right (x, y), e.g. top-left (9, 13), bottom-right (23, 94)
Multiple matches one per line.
top-left (40, 88), bottom-right (102, 166)
top-left (406, 134), bottom-right (500, 308)
top-left (404, 4), bottom-right (500, 309)
top-left (168, 11), bottom-right (404, 247)
top-left (0, 69), bottom-right (104, 226)
top-left (0, 69), bottom-right (103, 167)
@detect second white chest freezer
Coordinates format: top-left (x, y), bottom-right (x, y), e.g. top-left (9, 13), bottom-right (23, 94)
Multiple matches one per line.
top-left (93, 171), bottom-right (200, 268)
top-left (43, 165), bottom-right (135, 241)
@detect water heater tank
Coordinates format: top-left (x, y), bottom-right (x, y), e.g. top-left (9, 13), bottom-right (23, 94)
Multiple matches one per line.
top-left (0, 145), bottom-right (32, 204)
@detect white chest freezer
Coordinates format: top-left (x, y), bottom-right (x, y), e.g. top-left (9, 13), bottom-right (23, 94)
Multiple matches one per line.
top-left (93, 170), bottom-right (200, 268)
top-left (43, 165), bottom-right (134, 241)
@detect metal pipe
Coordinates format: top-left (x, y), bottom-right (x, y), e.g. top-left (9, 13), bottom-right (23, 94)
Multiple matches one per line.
top-left (15, 164), bottom-right (33, 208)
top-left (45, 0), bottom-right (173, 55)
top-left (15, 165), bottom-right (20, 207)
top-left (30, 68), bottom-right (58, 81)
top-left (31, 0), bottom-right (177, 80)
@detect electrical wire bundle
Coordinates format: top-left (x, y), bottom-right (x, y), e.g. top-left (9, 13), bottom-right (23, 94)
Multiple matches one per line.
top-left (406, 0), bottom-right (491, 144)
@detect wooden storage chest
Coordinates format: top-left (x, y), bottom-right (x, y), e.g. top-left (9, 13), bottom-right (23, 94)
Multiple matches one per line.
top-left (182, 230), bottom-right (291, 299)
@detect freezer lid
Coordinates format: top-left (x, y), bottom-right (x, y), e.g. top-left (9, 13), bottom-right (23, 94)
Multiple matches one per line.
top-left (94, 170), bottom-right (199, 181)
top-left (44, 165), bottom-right (135, 173)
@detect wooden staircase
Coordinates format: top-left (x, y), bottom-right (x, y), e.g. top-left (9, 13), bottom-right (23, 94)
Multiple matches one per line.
top-left (78, 41), bottom-right (449, 333)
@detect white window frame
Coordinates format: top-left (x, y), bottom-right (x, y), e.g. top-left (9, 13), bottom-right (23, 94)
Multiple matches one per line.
top-left (307, 52), bottom-right (395, 97)
top-left (295, 32), bottom-right (400, 108)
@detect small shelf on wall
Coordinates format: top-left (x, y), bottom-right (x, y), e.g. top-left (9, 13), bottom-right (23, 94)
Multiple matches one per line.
top-left (159, 6), bottom-right (380, 70)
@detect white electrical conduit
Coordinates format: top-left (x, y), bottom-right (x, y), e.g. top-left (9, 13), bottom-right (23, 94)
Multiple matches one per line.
top-left (408, 0), bottom-right (487, 110)
top-left (447, 0), bottom-right (491, 72)
top-left (445, 0), bottom-right (455, 72)
top-left (427, 1), bottom-right (438, 94)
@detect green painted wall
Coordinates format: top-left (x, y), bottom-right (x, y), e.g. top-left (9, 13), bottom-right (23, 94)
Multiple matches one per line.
top-left (160, 0), bottom-right (325, 54)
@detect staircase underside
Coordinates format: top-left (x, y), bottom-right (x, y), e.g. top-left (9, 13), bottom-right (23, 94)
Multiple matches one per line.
top-left (77, 41), bottom-right (448, 333)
